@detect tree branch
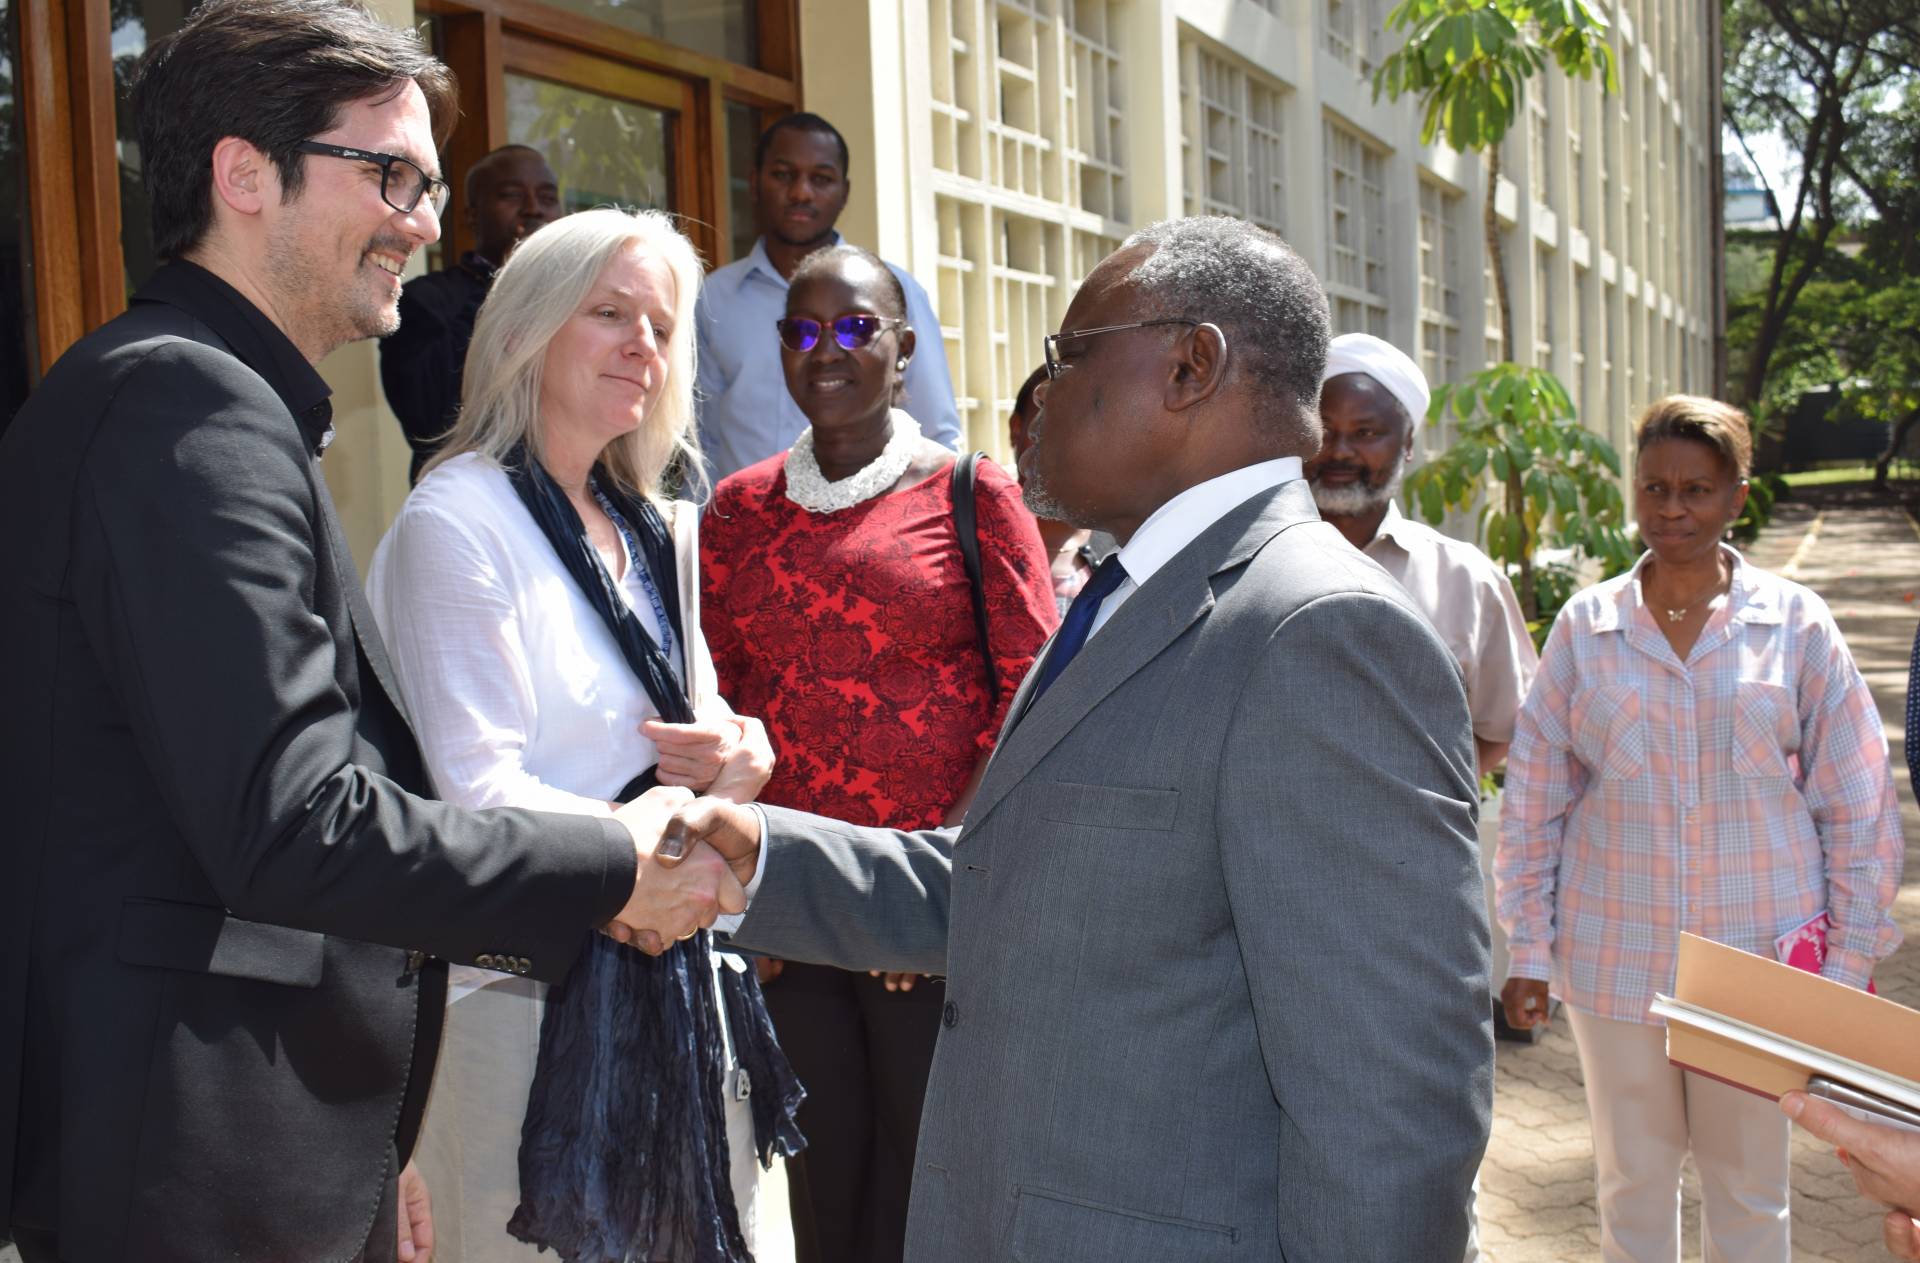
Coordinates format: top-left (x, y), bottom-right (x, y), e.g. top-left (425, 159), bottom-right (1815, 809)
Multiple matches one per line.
top-left (1758, 0), bottom-right (1844, 77)
top-left (1726, 116), bottom-right (1783, 217)
top-left (1838, 153), bottom-right (1893, 222)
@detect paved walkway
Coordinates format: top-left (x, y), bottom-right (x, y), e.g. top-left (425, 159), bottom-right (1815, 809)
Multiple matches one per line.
top-left (1477, 488), bottom-right (1920, 1262)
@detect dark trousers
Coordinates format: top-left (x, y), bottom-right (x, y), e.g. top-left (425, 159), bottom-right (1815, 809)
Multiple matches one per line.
top-left (764, 962), bottom-right (944, 1263)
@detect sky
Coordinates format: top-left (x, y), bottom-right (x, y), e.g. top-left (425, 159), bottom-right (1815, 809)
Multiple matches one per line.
top-left (1725, 126), bottom-right (1798, 197)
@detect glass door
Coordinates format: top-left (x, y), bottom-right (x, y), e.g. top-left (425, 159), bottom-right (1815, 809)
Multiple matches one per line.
top-left (503, 34), bottom-right (688, 217)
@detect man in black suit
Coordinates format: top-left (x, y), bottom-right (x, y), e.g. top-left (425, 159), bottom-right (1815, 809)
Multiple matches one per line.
top-left (0, 3), bottom-right (744, 1260)
top-left (379, 144), bottom-right (563, 481)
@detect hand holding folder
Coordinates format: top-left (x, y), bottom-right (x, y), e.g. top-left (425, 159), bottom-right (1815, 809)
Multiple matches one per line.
top-left (1652, 933), bottom-right (1920, 1111)
top-left (1781, 1090), bottom-right (1920, 1261)
top-left (1654, 934), bottom-right (1920, 1260)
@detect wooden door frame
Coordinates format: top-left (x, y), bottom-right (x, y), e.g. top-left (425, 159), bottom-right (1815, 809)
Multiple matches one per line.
top-left (497, 31), bottom-right (712, 260)
top-left (425, 0), bottom-right (800, 269)
top-left (17, 0), bottom-right (122, 371)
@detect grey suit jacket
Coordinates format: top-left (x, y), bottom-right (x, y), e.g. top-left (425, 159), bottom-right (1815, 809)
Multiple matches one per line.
top-left (729, 479), bottom-right (1492, 1262)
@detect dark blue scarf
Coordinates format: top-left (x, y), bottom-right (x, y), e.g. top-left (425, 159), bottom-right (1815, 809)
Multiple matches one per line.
top-left (500, 446), bottom-right (804, 1263)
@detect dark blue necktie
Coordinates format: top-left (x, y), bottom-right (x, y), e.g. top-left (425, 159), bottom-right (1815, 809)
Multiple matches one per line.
top-left (1031, 555), bottom-right (1127, 700)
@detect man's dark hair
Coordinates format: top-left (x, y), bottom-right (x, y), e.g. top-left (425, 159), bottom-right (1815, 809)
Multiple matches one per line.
top-left (754, 112), bottom-right (851, 176)
top-left (1012, 363), bottom-right (1047, 421)
top-left (790, 244), bottom-right (907, 322)
top-left (130, 0), bottom-right (457, 261)
top-left (464, 143), bottom-right (551, 203)
top-left (1120, 216), bottom-right (1332, 454)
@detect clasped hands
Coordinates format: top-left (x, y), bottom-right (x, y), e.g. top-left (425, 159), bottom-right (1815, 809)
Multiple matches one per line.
top-left (603, 772), bottom-right (768, 956)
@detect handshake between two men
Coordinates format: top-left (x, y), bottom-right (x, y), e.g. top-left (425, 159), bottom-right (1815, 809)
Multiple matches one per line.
top-left (605, 788), bottom-right (764, 953)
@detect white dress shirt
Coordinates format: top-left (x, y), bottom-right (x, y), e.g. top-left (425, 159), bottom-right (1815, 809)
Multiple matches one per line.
top-left (693, 233), bottom-right (963, 484)
top-left (1087, 456), bottom-right (1305, 638)
top-left (368, 452), bottom-right (733, 998)
top-left (1363, 503), bottom-right (1538, 744)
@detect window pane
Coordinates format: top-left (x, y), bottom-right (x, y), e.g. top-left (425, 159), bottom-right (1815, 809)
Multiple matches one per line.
top-left (724, 99), bottom-right (759, 264)
top-left (537, 0), bottom-right (759, 69)
top-left (0, 0), bottom-right (34, 424)
top-left (506, 73), bottom-right (673, 214)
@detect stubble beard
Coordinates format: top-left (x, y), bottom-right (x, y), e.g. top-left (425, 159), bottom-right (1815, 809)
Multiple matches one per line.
top-left (265, 220), bottom-right (405, 357)
top-left (1020, 472), bottom-right (1073, 524)
top-left (1019, 451), bottom-right (1100, 529)
top-left (771, 221), bottom-right (837, 251)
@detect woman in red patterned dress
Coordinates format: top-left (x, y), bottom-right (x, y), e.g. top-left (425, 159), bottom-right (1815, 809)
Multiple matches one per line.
top-left (700, 244), bottom-right (1056, 1263)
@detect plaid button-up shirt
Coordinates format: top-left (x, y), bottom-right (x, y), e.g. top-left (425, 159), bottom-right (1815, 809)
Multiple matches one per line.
top-left (1498, 546), bottom-right (1903, 1024)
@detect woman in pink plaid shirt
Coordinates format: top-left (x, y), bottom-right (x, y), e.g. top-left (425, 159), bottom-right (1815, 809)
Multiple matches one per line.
top-left (1496, 395), bottom-right (1904, 1262)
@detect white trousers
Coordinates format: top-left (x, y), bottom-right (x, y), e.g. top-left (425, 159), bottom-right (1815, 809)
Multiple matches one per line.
top-left (1569, 1006), bottom-right (1791, 1263)
top-left (414, 973), bottom-right (771, 1262)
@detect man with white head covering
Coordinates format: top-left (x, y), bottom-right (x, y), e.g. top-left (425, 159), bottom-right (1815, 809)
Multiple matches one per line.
top-left (1304, 333), bottom-right (1536, 774)
top-left (1306, 333), bottom-right (1538, 1261)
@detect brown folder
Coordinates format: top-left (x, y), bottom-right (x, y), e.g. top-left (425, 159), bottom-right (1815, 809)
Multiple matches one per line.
top-left (1656, 932), bottom-right (1920, 1106)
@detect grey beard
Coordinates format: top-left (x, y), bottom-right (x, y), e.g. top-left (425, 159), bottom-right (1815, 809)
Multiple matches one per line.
top-left (1021, 471), bottom-right (1091, 528)
top-left (1310, 461), bottom-right (1406, 518)
top-left (1017, 425), bottom-right (1096, 527)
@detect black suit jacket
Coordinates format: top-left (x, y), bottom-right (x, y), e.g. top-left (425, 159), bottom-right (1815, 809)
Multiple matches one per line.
top-left (378, 252), bottom-right (493, 482)
top-left (0, 262), bottom-right (636, 1261)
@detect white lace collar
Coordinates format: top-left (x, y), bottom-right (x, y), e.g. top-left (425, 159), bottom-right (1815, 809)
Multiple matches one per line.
top-left (782, 410), bottom-right (923, 514)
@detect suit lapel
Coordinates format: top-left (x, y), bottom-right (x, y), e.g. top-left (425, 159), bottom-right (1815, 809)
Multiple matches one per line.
top-left (994, 637), bottom-right (1053, 745)
top-left (311, 460), bottom-right (418, 736)
top-left (962, 480), bottom-right (1320, 835)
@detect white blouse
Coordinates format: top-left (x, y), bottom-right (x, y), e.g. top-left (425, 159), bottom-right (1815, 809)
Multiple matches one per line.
top-left (368, 451), bottom-right (728, 998)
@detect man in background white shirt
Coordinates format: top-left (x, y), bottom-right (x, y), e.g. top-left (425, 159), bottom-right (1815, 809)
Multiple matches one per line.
top-left (694, 113), bottom-right (961, 483)
top-left (1305, 332), bottom-right (1538, 1262)
top-left (1304, 333), bottom-right (1537, 775)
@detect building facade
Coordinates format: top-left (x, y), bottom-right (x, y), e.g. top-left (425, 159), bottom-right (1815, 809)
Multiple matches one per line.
top-left (0, 0), bottom-right (1721, 555)
top-left (856, 0), bottom-right (1723, 473)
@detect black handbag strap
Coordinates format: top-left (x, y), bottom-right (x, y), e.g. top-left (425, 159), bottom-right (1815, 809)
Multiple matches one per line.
top-left (949, 452), bottom-right (998, 703)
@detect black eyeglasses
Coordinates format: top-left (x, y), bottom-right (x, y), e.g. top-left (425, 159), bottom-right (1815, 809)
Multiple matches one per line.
top-left (775, 313), bottom-right (905, 353)
top-left (1043, 318), bottom-right (1200, 380)
top-left (295, 141), bottom-right (451, 218)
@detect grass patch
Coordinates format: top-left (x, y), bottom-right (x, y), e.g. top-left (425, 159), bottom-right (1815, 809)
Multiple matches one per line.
top-left (1781, 464), bottom-right (1881, 487)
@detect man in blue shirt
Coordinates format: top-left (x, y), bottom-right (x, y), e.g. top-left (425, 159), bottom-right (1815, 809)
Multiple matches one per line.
top-left (695, 113), bottom-right (961, 484)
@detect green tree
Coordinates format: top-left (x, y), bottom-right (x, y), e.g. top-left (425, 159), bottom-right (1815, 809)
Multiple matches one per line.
top-left (1727, 76), bottom-right (1920, 484)
top-left (1723, 0), bottom-right (1919, 411)
top-left (1406, 367), bottom-right (1634, 629)
top-left (1372, 0), bottom-right (1622, 618)
top-left (1731, 256), bottom-right (1920, 488)
top-left (1851, 279), bottom-right (1920, 486)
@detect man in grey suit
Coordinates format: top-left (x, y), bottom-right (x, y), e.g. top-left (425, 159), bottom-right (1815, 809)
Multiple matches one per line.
top-left (657, 216), bottom-right (1493, 1261)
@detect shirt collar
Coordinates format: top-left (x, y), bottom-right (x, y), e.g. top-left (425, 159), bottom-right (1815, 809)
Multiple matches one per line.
top-left (1595, 542), bottom-right (1782, 632)
top-left (1365, 500), bottom-right (1416, 552)
top-left (458, 250), bottom-right (500, 281)
top-left (740, 230), bottom-right (846, 290)
top-left (131, 259), bottom-right (336, 455)
top-left (1117, 456), bottom-right (1305, 590)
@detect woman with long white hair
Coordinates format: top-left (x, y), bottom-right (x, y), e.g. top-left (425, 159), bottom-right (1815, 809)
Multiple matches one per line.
top-left (369, 207), bottom-right (802, 1263)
